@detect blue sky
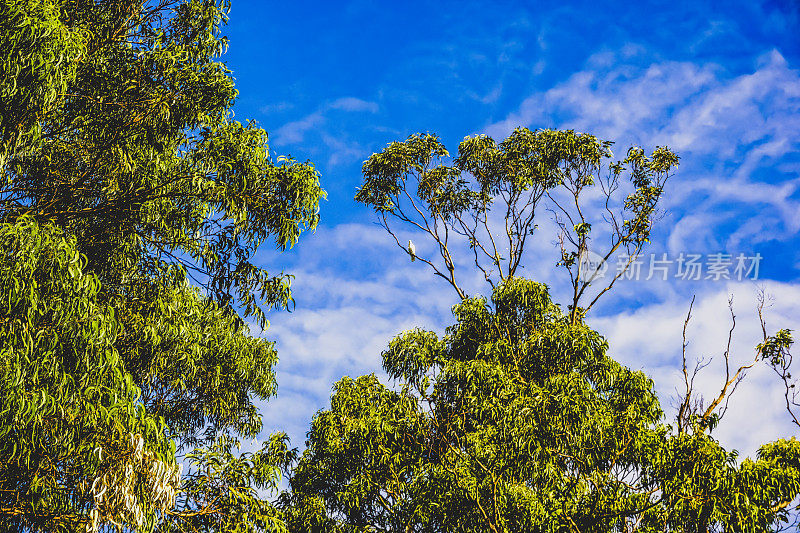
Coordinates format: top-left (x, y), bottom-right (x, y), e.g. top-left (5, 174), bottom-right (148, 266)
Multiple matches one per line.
top-left (220, 1), bottom-right (800, 460)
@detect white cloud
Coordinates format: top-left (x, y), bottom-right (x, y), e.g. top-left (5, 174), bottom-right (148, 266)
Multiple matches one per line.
top-left (486, 49), bottom-right (800, 164)
top-left (272, 111), bottom-right (324, 145)
top-left (320, 132), bottom-right (367, 167)
top-left (485, 47), bottom-right (800, 258)
top-left (329, 97), bottom-right (379, 113)
top-left (272, 97), bottom-right (379, 147)
top-left (659, 51), bottom-right (800, 157)
top-left (485, 59), bottom-right (718, 143)
top-left (665, 175), bottom-right (800, 252)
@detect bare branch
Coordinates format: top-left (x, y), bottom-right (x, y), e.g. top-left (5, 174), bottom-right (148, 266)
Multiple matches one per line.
top-left (677, 296), bottom-right (696, 433)
top-left (700, 297), bottom-right (759, 428)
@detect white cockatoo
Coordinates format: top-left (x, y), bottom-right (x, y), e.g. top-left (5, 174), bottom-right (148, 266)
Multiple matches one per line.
top-left (408, 240), bottom-right (416, 262)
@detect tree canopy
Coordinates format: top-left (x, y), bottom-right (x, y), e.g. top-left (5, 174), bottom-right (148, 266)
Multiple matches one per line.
top-left (356, 129), bottom-right (678, 323)
top-left (0, 0), bottom-right (324, 530)
top-left (279, 128), bottom-right (800, 532)
top-left (0, 0), bottom-right (324, 324)
top-left (283, 277), bottom-right (800, 532)
top-left (0, 218), bottom-right (178, 532)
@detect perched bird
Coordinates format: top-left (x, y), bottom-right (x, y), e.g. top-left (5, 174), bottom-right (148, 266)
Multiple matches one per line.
top-left (408, 240), bottom-right (416, 262)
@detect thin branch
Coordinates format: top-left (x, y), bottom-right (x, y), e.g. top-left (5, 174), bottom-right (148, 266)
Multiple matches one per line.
top-left (700, 297), bottom-right (759, 427)
top-left (676, 296), bottom-right (698, 433)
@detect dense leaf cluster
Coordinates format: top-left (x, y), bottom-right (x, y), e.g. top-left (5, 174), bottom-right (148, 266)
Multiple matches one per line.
top-left (0, 218), bottom-right (175, 531)
top-left (0, 0), bottom-right (324, 325)
top-left (283, 278), bottom-right (800, 532)
top-left (0, 0), bottom-right (324, 530)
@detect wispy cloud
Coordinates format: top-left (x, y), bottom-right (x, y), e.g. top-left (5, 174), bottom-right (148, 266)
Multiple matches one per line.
top-left (259, 101), bottom-right (294, 115)
top-left (486, 50), bottom-right (800, 157)
top-left (273, 97), bottom-right (379, 147)
top-left (329, 97), bottom-right (379, 113)
top-left (485, 48), bottom-right (800, 258)
top-left (272, 111), bottom-right (325, 145)
top-left (485, 57), bottom-right (719, 142)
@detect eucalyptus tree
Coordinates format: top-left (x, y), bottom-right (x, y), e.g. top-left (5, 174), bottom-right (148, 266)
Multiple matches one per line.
top-left (0, 0), bottom-right (323, 530)
top-left (0, 218), bottom-right (180, 532)
top-left (356, 129), bottom-right (678, 323)
top-left (283, 277), bottom-right (800, 532)
top-left (280, 129), bottom-right (800, 531)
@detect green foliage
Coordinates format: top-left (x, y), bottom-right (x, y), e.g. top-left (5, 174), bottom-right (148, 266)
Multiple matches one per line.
top-left (760, 329), bottom-right (794, 367)
top-left (0, 216), bottom-right (292, 531)
top-left (356, 128), bottom-right (678, 321)
top-left (0, 0), bottom-right (325, 326)
top-left (111, 268), bottom-right (280, 448)
top-left (283, 278), bottom-right (800, 532)
top-left (157, 434), bottom-right (294, 533)
top-left (0, 0), bottom-right (87, 158)
top-left (281, 375), bottom-right (428, 533)
top-left (0, 0), bottom-right (325, 530)
top-left (0, 218), bottom-right (178, 532)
